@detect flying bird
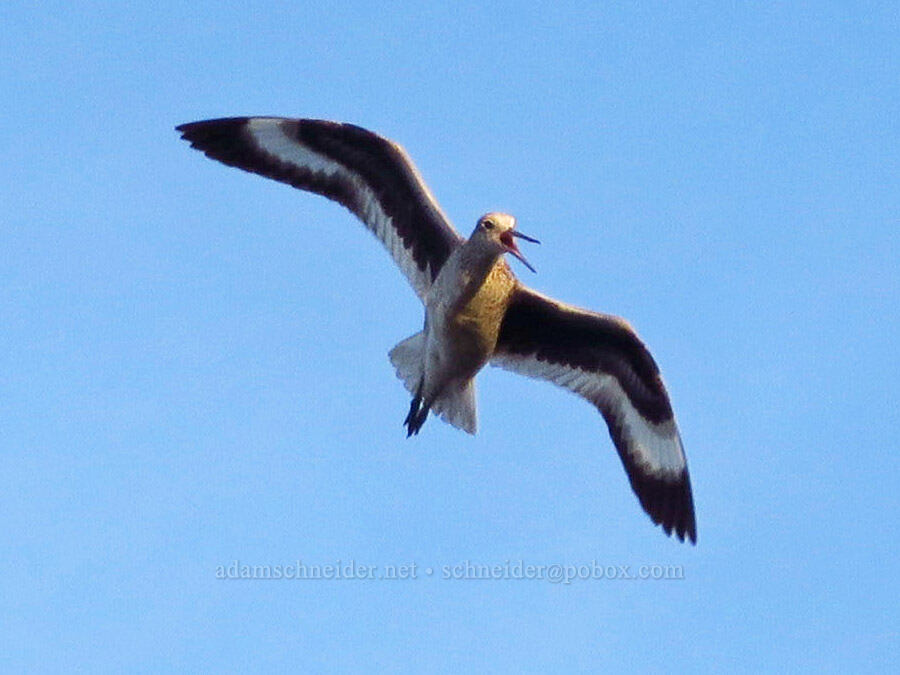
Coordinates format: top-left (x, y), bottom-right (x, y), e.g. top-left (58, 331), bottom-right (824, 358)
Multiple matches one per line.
top-left (177, 117), bottom-right (697, 543)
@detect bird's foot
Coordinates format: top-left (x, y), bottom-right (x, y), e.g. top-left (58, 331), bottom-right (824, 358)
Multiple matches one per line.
top-left (403, 396), bottom-right (430, 436)
top-left (403, 395), bottom-right (421, 428)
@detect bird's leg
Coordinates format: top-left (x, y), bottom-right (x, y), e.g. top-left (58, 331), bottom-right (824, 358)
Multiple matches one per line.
top-left (403, 379), bottom-right (426, 436)
top-left (403, 396), bottom-right (421, 428)
top-left (406, 401), bottom-right (431, 437)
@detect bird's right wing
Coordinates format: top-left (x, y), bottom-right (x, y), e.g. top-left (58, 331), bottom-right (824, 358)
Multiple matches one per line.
top-left (492, 286), bottom-right (697, 543)
top-left (177, 117), bottom-right (464, 299)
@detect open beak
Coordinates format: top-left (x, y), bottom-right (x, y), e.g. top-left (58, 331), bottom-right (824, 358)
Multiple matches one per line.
top-left (501, 230), bottom-right (541, 273)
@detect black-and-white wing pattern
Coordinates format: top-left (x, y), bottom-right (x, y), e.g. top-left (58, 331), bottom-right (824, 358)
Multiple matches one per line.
top-left (493, 286), bottom-right (697, 543)
top-left (177, 117), bottom-right (464, 298)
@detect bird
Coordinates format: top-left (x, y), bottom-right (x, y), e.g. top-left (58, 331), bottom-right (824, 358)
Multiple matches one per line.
top-left (177, 116), bottom-right (697, 544)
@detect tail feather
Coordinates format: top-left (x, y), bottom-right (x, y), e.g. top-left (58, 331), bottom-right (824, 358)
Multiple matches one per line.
top-left (432, 380), bottom-right (478, 435)
top-left (389, 332), bottom-right (426, 394)
top-left (389, 331), bottom-right (478, 435)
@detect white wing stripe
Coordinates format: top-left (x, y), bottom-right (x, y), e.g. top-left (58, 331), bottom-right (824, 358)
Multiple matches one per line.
top-left (245, 119), bottom-right (431, 298)
top-left (248, 119), bottom-right (340, 177)
top-left (493, 355), bottom-right (686, 476)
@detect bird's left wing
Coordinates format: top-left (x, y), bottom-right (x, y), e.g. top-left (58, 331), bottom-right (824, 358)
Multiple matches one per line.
top-left (177, 117), bottom-right (464, 299)
top-left (492, 286), bottom-right (697, 543)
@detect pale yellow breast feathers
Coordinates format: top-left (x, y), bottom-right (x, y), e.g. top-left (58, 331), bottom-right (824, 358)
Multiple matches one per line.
top-left (451, 260), bottom-right (518, 354)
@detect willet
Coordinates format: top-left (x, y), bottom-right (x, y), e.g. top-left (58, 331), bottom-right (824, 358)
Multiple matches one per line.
top-left (177, 117), bottom-right (697, 543)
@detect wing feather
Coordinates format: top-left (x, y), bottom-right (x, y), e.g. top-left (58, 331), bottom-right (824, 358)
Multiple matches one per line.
top-left (493, 286), bottom-right (697, 543)
top-left (177, 117), bottom-right (463, 298)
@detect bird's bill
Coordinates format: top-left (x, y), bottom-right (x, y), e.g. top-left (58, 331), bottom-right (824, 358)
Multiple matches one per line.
top-left (501, 229), bottom-right (540, 273)
top-left (511, 230), bottom-right (540, 244)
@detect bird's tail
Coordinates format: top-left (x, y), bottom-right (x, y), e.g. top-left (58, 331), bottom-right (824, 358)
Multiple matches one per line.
top-left (389, 332), bottom-right (478, 435)
top-left (432, 380), bottom-right (477, 435)
top-left (389, 332), bottom-right (426, 394)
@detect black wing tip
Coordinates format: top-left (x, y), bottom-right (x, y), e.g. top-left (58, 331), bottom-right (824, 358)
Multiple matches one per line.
top-left (636, 470), bottom-right (697, 545)
top-left (174, 117), bottom-right (384, 161)
top-left (176, 117), bottom-right (252, 146)
top-left (662, 513), bottom-right (698, 545)
top-left (176, 116), bottom-right (380, 138)
top-left (175, 118), bottom-right (269, 175)
top-left (602, 416), bottom-right (697, 544)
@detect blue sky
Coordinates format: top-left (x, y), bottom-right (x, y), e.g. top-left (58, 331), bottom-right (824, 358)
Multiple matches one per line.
top-left (2, 1), bottom-right (898, 671)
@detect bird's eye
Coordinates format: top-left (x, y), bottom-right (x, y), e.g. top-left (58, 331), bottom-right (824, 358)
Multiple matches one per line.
top-left (483, 220), bottom-right (495, 230)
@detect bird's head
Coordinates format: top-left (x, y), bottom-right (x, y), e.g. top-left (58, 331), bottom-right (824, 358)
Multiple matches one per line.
top-left (471, 212), bottom-right (540, 273)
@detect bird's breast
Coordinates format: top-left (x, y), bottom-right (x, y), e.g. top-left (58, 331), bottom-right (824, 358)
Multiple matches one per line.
top-left (439, 261), bottom-right (517, 366)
